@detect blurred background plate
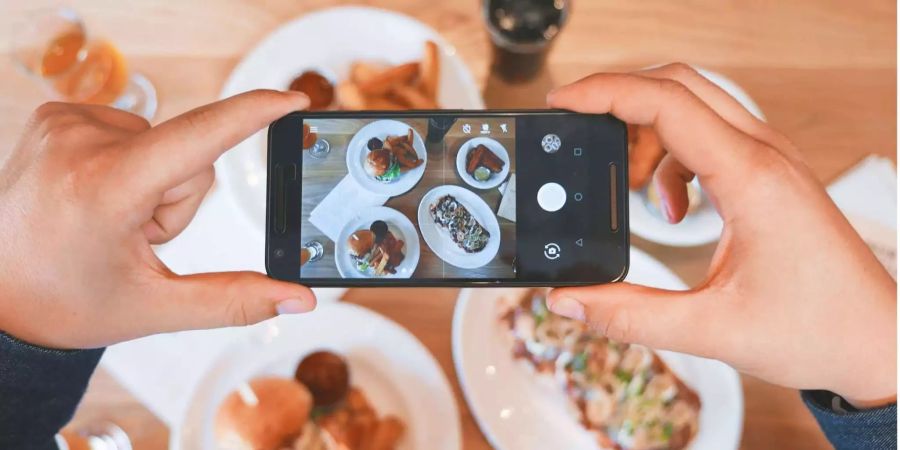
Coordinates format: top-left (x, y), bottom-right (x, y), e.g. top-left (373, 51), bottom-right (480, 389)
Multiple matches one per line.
top-left (174, 302), bottom-right (461, 450)
top-left (628, 68), bottom-right (764, 247)
top-left (452, 248), bottom-right (744, 450)
top-left (217, 6), bottom-right (484, 233)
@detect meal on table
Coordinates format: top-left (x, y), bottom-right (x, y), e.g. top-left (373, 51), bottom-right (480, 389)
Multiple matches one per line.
top-left (429, 195), bottom-right (490, 253)
top-left (347, 220), bottom-right (406, 276)
top-left (365, 128), bottom-right (424, 183)
top-left (289, 41), bottom-right (440, 111)
top-left (501, 290), bottom-right (701, 450)
top-left (465, 143), bottom-right (506, 182)
top-left (215, 350), bottom-right (405, 450)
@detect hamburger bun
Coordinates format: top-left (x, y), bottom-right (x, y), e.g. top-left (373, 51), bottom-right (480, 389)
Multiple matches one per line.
top-left (348, 230), bottom-right (375, 257)
top-left (366, 148), bottom-right (394, 178)
top-left (214, 377), bottom-right (313, 450)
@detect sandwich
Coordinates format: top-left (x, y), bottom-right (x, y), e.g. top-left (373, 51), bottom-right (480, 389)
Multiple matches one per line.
top-left (347, 221), bottom-right (405, 276)
top-left (366, 148), bottom-right (401, 183)
top-left (214, 377), bottom-right (313, 450)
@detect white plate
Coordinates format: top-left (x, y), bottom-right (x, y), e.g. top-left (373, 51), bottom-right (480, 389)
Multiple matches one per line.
top-left (334, 206), bottom-right (421, 278)
top-left (174, 302), bottom-right (461, 450)
top-left (629, 67), bottom-right (764, 247)
top-left (217, 6), bottom-right (485, 232)
top-left (452, 248), bottom-right (744, 450)
top-left (455, 137), bottom-right (511, 190)
top-left (418, 185), bottom-right (501, 269)
top-left (347, 120), bottom-right (427, 196)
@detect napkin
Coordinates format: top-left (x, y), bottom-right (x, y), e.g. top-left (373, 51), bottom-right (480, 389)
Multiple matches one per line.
top-left (497, 174), bottom-right (516, 222)
top-left (309, 175), bottom-right (390, 241)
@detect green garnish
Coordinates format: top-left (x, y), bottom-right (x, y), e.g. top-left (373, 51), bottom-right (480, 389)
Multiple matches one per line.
top-left (569, 351), bottom-right (588, 372)
top-left (615, 369), bottom-right (632, 383)
top-left (356, 260), bottom-right (369, 272)
top-left (662, 423), bottom-right (674, 441)
top-left (375, 161), bottom-right (401, 182)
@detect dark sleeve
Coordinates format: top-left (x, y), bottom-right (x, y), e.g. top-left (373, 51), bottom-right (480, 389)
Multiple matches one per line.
top-left (802, 390), bottom-right (897, 450)
top-left (0, 331), bottom-right (104, 450)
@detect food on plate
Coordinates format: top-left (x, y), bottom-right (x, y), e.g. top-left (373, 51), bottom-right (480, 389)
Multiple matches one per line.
top-left (501, 290), bottom-right (701, 450)
top-left (366, 149), bottom-right (400, 182)
top-left (347, 220), bottom-right (406, 276)
top-left (216, 351), bottom-right (405, 450)
top-left (302, 123), bottom-right (317, 150)
top-left (465, 143), bottom-right (506, 181)
top-left (627, 124), bottom-right (665, 190)
top-left (335, 41), bottom-right (441, 110)
top-left (429, 195), bottom-right (490, 253)
top-left (215, 377), bottom-right (314, 450)
top-left (289, 70), bottom-right (335, 110)
top-left (295, 351), bottom-right (351, 409)
top-left (364, 128), bottom-right (423, 183)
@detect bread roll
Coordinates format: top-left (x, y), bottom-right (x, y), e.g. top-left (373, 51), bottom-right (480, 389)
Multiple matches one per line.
top-left (215, 377), bottom-right (313, 450)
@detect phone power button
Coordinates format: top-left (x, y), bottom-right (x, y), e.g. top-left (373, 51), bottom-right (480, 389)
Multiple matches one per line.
top-left (537, 182), bottom-right (566, 212)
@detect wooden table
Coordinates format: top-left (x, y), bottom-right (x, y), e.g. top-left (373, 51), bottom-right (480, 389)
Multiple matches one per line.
top-left (0, 0), bottom-right (895, 449)
top-left (300, 117), bottom-right (516, 280)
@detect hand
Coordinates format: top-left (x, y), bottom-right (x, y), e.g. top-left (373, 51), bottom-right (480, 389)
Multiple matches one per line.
top-left (546, 64), bottom-right (897, 408)
top-left (0, 90), bottom-right (317, 349)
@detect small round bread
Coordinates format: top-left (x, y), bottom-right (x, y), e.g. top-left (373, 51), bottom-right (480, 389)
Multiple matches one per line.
top-left (214, 377), bottom-right (313, 450)
top-left (295, 351), bottom-right (351, 408)
top-left (366, 148), bottom-right (393, 177)
top-left (347, 230), bottom-right (375, 257)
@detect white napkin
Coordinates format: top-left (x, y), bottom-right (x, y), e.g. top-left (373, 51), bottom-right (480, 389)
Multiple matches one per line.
top-left (497, 174), bottom-right (516, 222)
top-left (309, 175), bottom-right (390, 241)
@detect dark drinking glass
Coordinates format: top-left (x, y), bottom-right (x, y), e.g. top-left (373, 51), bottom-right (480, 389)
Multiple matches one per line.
top-left (426, 117), bottom-right (456, 154)
top-left (483, 0), bottom-right (569, 83)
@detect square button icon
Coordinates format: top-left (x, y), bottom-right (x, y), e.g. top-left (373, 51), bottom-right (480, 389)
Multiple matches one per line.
top-left (574, 147), bottom-right (583, 156)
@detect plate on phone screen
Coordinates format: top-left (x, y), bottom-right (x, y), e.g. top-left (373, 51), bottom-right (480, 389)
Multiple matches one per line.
top-left (346, 120), bottom-right (427, 197)
top-left (452, 248), bottom-right (744, 450)
top-left (334, 206), bottom-right (421, 278)
top-left (456, 137), bottom-right (511, 190)
top-left (417, 185), bottom-right (501, 269)
top-left (216, 6), bottom-right (484, 233)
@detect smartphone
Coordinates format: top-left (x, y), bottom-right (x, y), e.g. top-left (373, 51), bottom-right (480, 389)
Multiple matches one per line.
top-left (266, 110), bottom-right (628, 287)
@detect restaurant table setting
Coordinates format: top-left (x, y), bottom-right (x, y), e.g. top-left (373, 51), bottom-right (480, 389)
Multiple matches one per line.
top-left (2, 1), bottom-right (895, 449)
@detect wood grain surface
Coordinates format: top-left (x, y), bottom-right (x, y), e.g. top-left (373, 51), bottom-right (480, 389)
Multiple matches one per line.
top-left (0, 0), bottom-right (895, 449)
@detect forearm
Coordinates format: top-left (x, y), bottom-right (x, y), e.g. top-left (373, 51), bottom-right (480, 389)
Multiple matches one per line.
top-left (0, 331), bottom-right (104, 449)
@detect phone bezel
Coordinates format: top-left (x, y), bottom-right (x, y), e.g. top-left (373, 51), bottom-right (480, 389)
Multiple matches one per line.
top-left (266, 109), bottom-right (629, 287)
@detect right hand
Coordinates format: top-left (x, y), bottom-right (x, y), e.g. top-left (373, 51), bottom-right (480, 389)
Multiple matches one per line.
top-left (546, 64), bottom-right (896, 408)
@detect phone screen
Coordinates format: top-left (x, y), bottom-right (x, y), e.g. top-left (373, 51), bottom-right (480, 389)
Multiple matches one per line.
top-left (269, 111), bottom-right (628, 286)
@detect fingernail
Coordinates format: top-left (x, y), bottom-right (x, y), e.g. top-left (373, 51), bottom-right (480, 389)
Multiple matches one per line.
top-left (663, 199), bottom-right (676, 223)
top-left (548, 297), bottom-right (585, 321)
top-left (546, 89), bottom-right (558, 104)
top-left (275, 298), bottom-right (312, 315)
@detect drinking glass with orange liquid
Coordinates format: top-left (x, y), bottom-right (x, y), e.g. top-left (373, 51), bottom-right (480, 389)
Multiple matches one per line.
top-left (11, 8), bottom-right (157, 120)
top-left (301, 240), bottom-right (325, 266)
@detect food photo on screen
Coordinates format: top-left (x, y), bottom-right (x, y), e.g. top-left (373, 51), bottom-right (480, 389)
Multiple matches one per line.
top-left (299, 116), bottom-right (517, 281)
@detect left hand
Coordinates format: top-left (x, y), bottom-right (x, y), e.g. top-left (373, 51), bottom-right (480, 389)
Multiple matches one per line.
top-left (0, 90), bottom-right (316, 349)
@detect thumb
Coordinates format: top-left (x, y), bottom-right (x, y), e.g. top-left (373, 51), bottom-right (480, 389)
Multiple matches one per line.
top-left (148, 271), bottom-right (317, 333)
top-left (547, 283), bottom-right (710, 355)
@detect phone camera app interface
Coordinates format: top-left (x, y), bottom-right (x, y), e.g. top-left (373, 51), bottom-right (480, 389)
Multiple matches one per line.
top-left (299, 117), bottom-right (517, 280)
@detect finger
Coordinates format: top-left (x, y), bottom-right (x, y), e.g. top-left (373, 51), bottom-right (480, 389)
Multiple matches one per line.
top-left (142, 167), bottom-right (215, 244)
top-left (126, 90), bottom-right (309, 193)
top-left (145, 271), bottom-right (317, 333)
top-left (637, 63), bottom-right (796, 154)
top-left (653, 154), bottom-right (695, 223)
top-left (547, 284), bottom-right (714, 356)
top-left (72, 104), bottom-right (151, 132)
top-left (547, 73), bottom-right (765, 184)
